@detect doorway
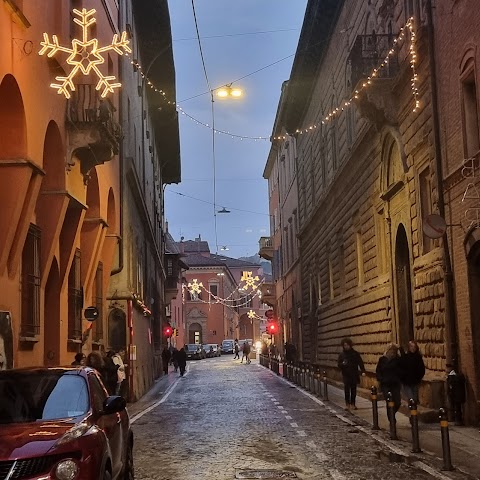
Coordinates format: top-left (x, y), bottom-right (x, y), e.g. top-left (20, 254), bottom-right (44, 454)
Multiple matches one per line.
top-left (395, 224), bottom-right (414, 346)
top-left (468, 242), bottom-right (480, 389)
top-left (189, 322), bottom-right (202, 344)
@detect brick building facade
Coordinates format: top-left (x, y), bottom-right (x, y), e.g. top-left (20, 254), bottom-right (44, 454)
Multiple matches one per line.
top-left (433, 0), bottom-right (480, 423)
top-left (271, 0), bottom-right (449, 408)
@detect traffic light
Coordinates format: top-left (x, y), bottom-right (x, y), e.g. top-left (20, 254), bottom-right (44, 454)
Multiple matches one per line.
top-left (164, 325), bottom-right (173, 338)
top-left (267, 322), bottom-right (277, 334)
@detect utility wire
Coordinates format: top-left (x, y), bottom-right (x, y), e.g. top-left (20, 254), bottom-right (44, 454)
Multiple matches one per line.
top-left (174, 28), bottom-right (299, 42)
top-left (191, 0), bottom-right (219, 254)
top-left (167, 189), bottom-right (271, 217)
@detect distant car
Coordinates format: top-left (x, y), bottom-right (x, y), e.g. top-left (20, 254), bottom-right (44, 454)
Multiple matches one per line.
top-left (203, 344), bottom-right (221, 358)
top-left (0, 367), bottom-right (134, 480)
top-left (185, 344), bottom-right (203, 360)
top-left (221, 340), bottom-right (234, 354)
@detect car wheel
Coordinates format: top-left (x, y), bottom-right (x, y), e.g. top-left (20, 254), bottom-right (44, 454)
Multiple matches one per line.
top-left (124, 441), bottom-right (135, 480)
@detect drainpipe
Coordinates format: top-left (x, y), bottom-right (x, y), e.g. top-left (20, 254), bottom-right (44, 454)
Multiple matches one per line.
top-left (127, 299), bottom-right (134, 402)
top-left (110, 9), bottom-right (125, 276)
top-left (425, 0), bottom-right (459, 369)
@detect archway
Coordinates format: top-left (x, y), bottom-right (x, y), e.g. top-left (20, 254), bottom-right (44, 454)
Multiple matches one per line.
top-left (395, 224), bottom-right (414, 346)
top-left (0, 74), bottom-right (27, 159)
top-left (108, 308), bottom-right (126, 351)
top-left (44, 258), bottom-right (60, 366)
top-left (188, 322), bottom-right (203, 344)
top-left (41, 121), bottom-right (65, 190)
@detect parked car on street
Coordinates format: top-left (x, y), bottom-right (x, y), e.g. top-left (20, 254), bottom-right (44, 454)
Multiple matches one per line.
top-left (185, 344), bottom-right (203, 360)
top-left (0, 367), bottom-right (134, 480)
top-left (221, 339), bottom-right (234, 354)
top-left (203, 344), bottom-right (221, 358)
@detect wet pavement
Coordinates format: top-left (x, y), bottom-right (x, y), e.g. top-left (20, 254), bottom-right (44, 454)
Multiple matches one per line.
top-left (131, 357), bottom-right (450, 479)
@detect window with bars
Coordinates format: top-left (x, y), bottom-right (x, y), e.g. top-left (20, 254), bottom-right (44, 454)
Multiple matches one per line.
top-left (68, 249), bottom-right (83, 340)
top-left (21, 225), bottom-right (41, 337)
top-left (92, 262), bottom-right (103, 343)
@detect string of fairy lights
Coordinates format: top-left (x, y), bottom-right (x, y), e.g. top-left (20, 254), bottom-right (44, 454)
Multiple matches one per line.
top-left (184, 272), bottom-right (266, 311)
top-left (126, 17), bottom-right (420, 142)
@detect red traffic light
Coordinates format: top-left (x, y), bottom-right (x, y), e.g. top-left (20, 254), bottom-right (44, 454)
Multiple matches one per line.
top-left (164, 326), bottom-right (173, 338)
top-left (268, 323), bottom-right (277, 334)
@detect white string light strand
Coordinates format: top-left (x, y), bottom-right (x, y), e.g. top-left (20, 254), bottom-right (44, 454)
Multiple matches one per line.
top-left (127, 18), bottom-right (420, 142)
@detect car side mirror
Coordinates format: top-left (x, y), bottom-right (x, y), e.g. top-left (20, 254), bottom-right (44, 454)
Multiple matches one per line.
top-left (102, 395), bottom-right (126, 415)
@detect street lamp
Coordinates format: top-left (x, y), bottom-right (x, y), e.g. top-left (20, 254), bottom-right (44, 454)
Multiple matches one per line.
top-left (217, 207), bottom-right (230, 214)
top-left (215, 84), bottom-right (243, 99)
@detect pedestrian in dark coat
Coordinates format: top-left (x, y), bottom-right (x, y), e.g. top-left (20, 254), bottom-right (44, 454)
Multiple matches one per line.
top-left (234, 341), bottom-right (240, 359)
top-left (376, 344), bottom-right (402, 420)
top-left (337, 338), bottom-right (366, 410)
top-left (171, 348), bottom-right (179, 372)
top-left (86, 351), bottom-right (118, 395)
top-left (177, 348), bottom-right (187, 376)
top-left (161, 347), bottom-right (171, 375)
top-left (399, 340), bottom-right (425, 403)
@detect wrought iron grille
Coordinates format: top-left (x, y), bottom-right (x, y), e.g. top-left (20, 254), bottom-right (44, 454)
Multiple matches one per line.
top-left (68, 249), bottom-right (83, 340)
top-left (20, 225), bottom-right (41, 337)
top-left (349, 33), bottom-right (399, 89)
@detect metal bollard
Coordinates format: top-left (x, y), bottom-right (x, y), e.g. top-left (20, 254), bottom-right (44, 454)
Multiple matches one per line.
top-left (315, 371), bottom-right (321, 397)
top-left (306, 368), bottom-right (310, 390)
top-left (386, 392), bottom-right (398, 440)
top-left (323, 370), bottom-right (329, 400)
top-left (300, 368), bottom-right (304, 388)
top-left (439, 408), bottom-right (454, 471)
top-left (409, 399), bottom-right (422, 453)
top-left (371, 386), bottom-right (380, 431)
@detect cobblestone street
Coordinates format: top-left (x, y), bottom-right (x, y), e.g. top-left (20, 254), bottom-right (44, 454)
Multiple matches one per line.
top-left (131, 357), bottom-right (442, 480)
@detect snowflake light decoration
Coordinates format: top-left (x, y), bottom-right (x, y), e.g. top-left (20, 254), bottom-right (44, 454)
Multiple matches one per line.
top-left (187, 279), bottom-right (203, 296)
top-left (247, 310), bottom-right (256, 320)
top-left (240, 271), bottom-right (260, 292)
top-left (39, 8), bottom-right (131, 98)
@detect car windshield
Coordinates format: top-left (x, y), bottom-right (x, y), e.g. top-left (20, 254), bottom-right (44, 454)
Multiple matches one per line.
top-left (0, 370), bottom-right (90, 424)
top-left (222, 341), bottom-right (233, 346)
top-left (187, 344), bottom-right (199, 351)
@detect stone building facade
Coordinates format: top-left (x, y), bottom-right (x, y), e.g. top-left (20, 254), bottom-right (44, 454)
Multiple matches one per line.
top-left (433, 0), bottom-right (480, 423)
top-left (278, 0), bottom-right (448, 407)
top-left (261, 81), bottom-right (302, 356)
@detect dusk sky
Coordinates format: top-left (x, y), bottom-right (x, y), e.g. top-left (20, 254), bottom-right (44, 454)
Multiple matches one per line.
top-left (165, 1), bottom-right (307, 258)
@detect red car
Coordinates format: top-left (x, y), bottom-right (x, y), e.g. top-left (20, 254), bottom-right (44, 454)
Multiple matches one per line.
top-left (0, 367), bottom-right (134, 480)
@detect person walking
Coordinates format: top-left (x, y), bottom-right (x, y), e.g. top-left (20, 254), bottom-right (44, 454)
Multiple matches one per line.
top-left (86, 351), bottom-right (118, 394)
top-left (171, 347), bottom-right (179, 372)
top-left (337, 338), bottom-right (366, 410)
top-left (399, 340), bottom-right (425, 403)
top-left (376, 344), bottom-right (402, 422)
top-left (71, 352), bottom-right (85, 366)
top-left (107, 350), bottom-right (126, 396)
top-left (243, 341), bottom-right (251, 364)
top-left (161, 346), bottom-right (171, 375)
top-left (177, 347), bottom-right (187, 377)
top-left (233, 341), bottom-right (240, 360)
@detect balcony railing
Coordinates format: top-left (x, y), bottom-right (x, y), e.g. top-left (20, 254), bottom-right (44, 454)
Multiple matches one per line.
top-left (348, 33), bottom-right (399, 88)
top-left (259, 236), bottom-right (274, 261)
top-left (67, 84), bottom-right (121, 152)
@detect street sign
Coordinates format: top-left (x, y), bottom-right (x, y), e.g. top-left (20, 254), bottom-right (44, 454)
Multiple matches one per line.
top-left (265, 309), bottom-right (274, 319)
top-left (424, 214), bottom-right (447, 239)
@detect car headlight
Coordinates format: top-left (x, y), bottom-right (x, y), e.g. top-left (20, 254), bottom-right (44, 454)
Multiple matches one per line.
top-left (54, 459), bottom-right (79, 480)
top-left (54, 423), bottom-right (90, 446)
